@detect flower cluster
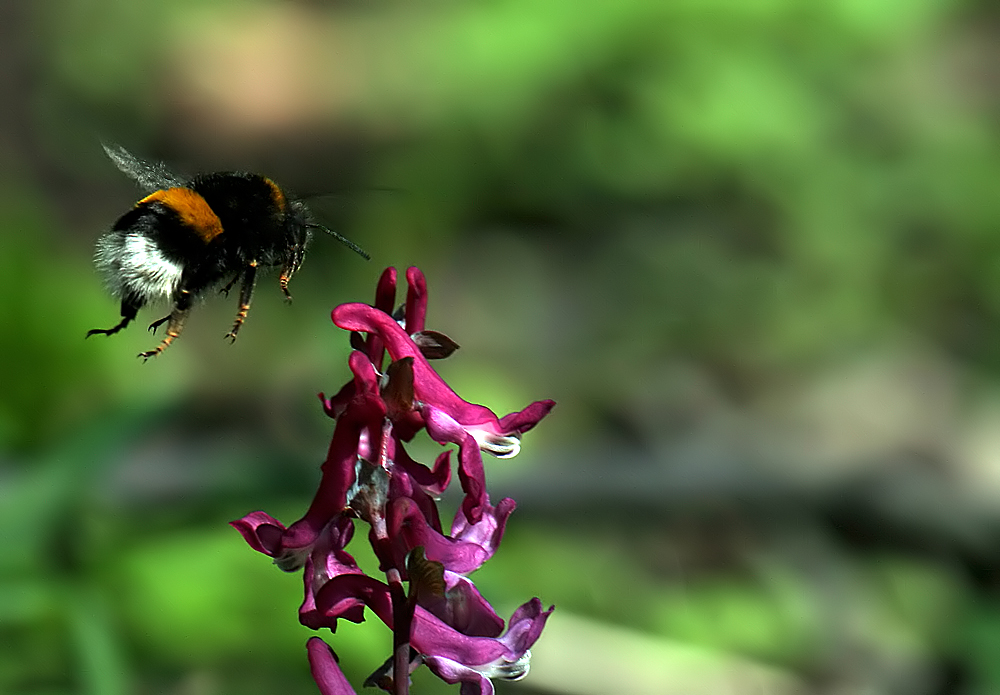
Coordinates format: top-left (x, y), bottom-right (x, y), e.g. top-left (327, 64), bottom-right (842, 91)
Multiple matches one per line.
top-left (232, 267), bottom-right (555, 695)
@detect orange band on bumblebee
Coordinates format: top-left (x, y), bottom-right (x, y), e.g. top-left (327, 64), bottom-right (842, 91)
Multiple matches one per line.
top-left (262, 177), bottom-right (287, 213)
top-left (139, 188), bottom-right (225, 243)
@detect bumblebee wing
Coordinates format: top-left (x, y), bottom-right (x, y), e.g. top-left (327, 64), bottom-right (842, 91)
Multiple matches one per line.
top-left (102, 142), bottom-right (188, 193)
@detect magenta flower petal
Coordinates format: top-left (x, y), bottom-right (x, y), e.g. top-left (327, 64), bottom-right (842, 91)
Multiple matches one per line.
top-left (304, 354), bottom-right (385, 518)
top-left (300, 516), bottom-right (366, 629)
top-left (307, 637), bottom-right (358, 695)
top-left (411, 598), bottom-right (552, 672)
top-left (388, 497), bottom-right (489, 575)
top-left (498, 399), bottom-right (556, 436)
top-left (387, 463), bottom-right (443, 536)
top-left (453, 437), bottom-right (489, 523)
top-left (231, 512), bottom-right (316, 573)
top-left (301, 556), bottom-right (368, 629)
top-left (332, 303), bottom-right (554, 464)
top-left (374, 266), bottom-right (398, 316)
top-left (314, 573), bottom-right (395, 629)
top-left (257, 354), bottom-right (387, 571)
top-left (385, 475), bottom-right (442, 554)
top-left (450, 497), bottom-right (516, 560)
top-left (418, 598), bottom-right (553, 694)
top-left (438, 573), bottom-right (505, 637)
top-left (278, 420), bottom-right (361, 559)
top-left (386, 495), bottom-right (514, 576)
top-left (230, 511), bottom-right (287, 557)
top-left (319, 380), bottom-right (356, 421)
top-left (364, 266), bottom-right (398, 369)
top-left (409, 608), bottom-right (503, 666)
top-left (421, 657), bottom-right (495, 695)
top-left (393, 440), bottom-right (452, 498)
top-left (331, 304), bottom-right (501, 427)
top-left (420, 407), bottom-right (489, 521)
top-left (346, 350), bottom-right (383, 403)
top-left (404, 266), bottom-right (428, 334)
top-left (312, 571), bottom-right (549, 668)
top-left (312, 517), bottom-right (359, 578)
top-left (320, 347), bottom-right (388, 422)
top-left (501, 598), bottom-right (553, 654)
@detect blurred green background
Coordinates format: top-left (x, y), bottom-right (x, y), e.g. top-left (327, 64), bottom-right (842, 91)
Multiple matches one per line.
top-left (3, 0), bottom-right (1000, 693)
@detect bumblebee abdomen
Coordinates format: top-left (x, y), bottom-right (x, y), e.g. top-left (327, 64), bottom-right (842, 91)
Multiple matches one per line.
top-left (95, 225), bottom-right (185, 303)
top-left (94, 188), bottom-right (226, 303)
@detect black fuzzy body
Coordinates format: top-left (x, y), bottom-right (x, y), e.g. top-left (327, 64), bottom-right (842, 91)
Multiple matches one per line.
top-left (184, 171), bottom-right (311, 294)
top-left (88, 145), bottom-right (359, 359)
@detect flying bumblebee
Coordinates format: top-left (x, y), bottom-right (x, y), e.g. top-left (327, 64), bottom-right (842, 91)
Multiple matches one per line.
top-left (87, 144), bottom-right (369, 359)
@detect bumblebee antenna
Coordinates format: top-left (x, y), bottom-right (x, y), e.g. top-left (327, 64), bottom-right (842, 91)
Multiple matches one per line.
top-left (308, 224), bottom-right (370, 260)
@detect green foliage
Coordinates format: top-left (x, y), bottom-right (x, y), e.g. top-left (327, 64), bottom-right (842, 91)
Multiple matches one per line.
top-left (5, 0), bottom-right (1000, 692)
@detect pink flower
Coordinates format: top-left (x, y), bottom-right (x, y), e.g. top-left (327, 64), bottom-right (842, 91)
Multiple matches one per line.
top-left (307, 638), bottom-right (358, 695)
top-left (386, 496), bottom-right (516, 576)
top-left (232, 267), bottom-right (553, 695)
top-left (332, 293), bottom-right (553, 522)
top-left (312, 573), bottom-right (552, 693)
top-left (421, 599), bottom-right (553, 695)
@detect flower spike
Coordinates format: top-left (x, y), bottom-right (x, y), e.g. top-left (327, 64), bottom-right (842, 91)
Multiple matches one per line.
top-left (233, 267), bottom-right (553, 695)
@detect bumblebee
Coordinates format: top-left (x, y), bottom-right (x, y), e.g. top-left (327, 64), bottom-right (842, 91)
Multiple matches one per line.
top-left (88, 144), bottom-right (369, 359)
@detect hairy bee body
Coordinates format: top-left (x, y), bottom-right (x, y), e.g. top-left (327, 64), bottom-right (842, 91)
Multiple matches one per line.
top-left (89, 145), bottom-right (367, 359)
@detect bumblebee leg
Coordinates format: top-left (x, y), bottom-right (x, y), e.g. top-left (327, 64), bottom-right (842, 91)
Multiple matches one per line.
top-left (278, 270), bottom-right (293, 302)
top-left (278, 244), bottom-right (305, 302)
top-left (138, 291), bottom-right (192, 360)
top-left (87, 317), bottom-right (132, 338)
top-left (224, 262), bottom-right (258, 343)
top-left (148, 315), bottom-right (170, 333)
top-left (87, 299), bottom-right (139, 338)
top-left (219, 273), bottom-right (239, 297)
